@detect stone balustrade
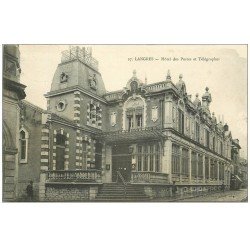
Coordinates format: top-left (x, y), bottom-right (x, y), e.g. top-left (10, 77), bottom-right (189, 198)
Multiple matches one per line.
top-left (46, 169), bottom-right (102, 183)
top-left (131, 171), bottom-right (169, 184)
top-left (104, 92), bottom-right (123, 101)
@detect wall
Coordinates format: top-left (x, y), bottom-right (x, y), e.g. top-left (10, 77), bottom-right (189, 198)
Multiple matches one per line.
top-left (45, 184), bottom-right (99, 201)
top-left (2, 95), bottom-right (20, 201)
top-left (48, 92), bottom-right (75, 120)
top-left (18, 102), bottom-right (43, 200)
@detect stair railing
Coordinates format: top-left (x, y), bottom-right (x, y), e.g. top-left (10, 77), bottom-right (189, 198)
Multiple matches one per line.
top-left (116, 171), bottom-right (127, 198)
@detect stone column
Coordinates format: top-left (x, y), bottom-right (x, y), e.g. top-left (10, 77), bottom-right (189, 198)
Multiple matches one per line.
top-left (202, 154), bottom-right (205, 184)
top-left (161, 139), bottom-right (172, 183)
top-left (196, 153), bottom-right (198, 183)
top-left (179, 146), bottom-right (183, 183)
top-left (164, 95), bottom-right (173, 128)
top-left (208, 157), bottom-right (211, 183)
top-left (189, 148), bottom-right (192, 183)
top-left (217, 161), bottom-right (220, 185)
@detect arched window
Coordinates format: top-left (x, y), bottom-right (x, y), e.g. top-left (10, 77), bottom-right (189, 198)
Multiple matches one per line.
top-left (123, 96), bottom-right (145, 131)
top-left (20, 128), bottom-right (29, 163)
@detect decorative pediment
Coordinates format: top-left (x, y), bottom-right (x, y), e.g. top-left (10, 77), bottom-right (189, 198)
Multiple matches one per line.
top-left (126, 70), bottom-right (144, 92)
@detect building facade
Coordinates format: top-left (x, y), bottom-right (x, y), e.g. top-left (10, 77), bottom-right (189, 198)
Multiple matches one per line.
top-left (38, 46), bottom-right (237, 200)
top-left (3, 45), bottom-right (244, 201)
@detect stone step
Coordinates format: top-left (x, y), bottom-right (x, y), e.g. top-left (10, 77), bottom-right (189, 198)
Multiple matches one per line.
top-left (95, 197), bottom-right (150, 201)
top-left (96, 183), bottom-right (149, 201)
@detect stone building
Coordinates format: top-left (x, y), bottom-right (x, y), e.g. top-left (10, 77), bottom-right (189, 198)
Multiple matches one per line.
top-left (2, 45), bottom-right (26, 201)
top-left (3, 45), bottom-right (243, 201)
top-left (17, 100), bottom-right (44, 200)
top-left (37, 46), bottom-right (238, 200)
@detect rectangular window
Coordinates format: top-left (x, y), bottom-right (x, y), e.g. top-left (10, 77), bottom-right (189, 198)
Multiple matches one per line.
top-left (205, 157), bottom-right (209, 179)
top-left (178, 109), bottom-right (184, 134)
top-left (136, 115), bottom-right (142, 128)
top-left (213, 137), bottom-right (215, 151)
top-left (82, 142), bottom-right (87, 169)
top-left (149, 145), bottom-right (154, 171)
top-left (95, 142), bottom-right (102, 170)
top-left (137, 145), bottom-right (142, 171)
top-left (222, 164), bottom-right (225, 179)
top-left (21, 140), bottom-right (26, 160)
top-left (195, 122), bottom-right (200, 142)
top-left (206, 130), bottom-right (210, 148)
top-left (210, 160), bottom-right (214, 179)
top-left (191, 152), bottom-right (197, 177)
top-left (181, 148), bottom-right (189, 175)
top-left (155, 144), bottom-right (160, 172)
top-left (214, 162), bottom-right (218, 179)
top-left (220, 141), bottom-right (223, 155)
top-left (128, 116), bottom-right (133, 131)
top-left (172, 145), bottom-right (180, 174)
top-left (198, 154), bottom-right (203, 177)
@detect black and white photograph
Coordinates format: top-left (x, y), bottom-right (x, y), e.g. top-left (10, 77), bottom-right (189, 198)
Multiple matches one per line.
top-left (2, 44), bottom-right (247, 202)
top-left (1, 2), bottom-right (249, 250)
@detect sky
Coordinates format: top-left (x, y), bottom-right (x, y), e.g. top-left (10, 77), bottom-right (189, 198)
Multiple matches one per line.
top-left (19, 45), bottom-right (247, 158)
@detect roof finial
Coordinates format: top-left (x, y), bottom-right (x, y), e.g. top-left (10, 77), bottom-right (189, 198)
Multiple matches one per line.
top-left (195, 93), bottom-right (199, 98)
top-left (133, 69), bottom-right (137, 77)
top-left (166, 70), bottom-right (172, 82)
top-left (145, 76), bottom-right (147, 84)
top-left (205, 86), bottom-right (209, 92)
top-left (179, 74), bottom-right (183, 80)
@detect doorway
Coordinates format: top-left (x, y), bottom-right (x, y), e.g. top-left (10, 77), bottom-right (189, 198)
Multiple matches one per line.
top-left (112, 144), bottom-right (132, 182)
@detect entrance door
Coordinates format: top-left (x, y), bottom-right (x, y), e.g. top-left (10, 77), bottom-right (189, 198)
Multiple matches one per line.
top-left (112, 144), bottom-right (132, 182)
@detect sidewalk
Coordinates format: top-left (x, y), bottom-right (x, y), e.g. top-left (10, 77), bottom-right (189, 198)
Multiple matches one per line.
top-left (177, 189), bottom-right (248, 202)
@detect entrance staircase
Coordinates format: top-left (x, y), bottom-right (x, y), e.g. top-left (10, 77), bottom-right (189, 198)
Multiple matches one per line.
top-left (95, 183), bottom-right (150, 201)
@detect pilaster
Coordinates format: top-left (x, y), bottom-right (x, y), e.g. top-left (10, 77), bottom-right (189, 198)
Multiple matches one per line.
top-left (161, 139), bottom-right (172, 182)
top-left (188, 148), bottom-right (192, 183)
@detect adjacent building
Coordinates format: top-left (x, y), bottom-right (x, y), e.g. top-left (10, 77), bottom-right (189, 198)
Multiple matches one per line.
top-left (2, 45), bottom-right (26, 201)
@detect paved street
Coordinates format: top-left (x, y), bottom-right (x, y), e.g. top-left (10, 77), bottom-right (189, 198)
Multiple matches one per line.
top-left (177, 189), bottom-right (248, 202)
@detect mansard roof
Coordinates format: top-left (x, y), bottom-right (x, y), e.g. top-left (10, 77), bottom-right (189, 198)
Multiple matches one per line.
top-left (49, 46), bottom-right (106, 96)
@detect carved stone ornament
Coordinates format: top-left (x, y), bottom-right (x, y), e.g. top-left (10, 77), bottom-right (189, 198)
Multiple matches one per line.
top-left (151, 106), bottom-right (158, 122)
top-left (60, 72), bottom-right (68, 83)
top-left (89, 74), bottom-right (97, 90)
top-left (110, 112), bottom-right (117, 126)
